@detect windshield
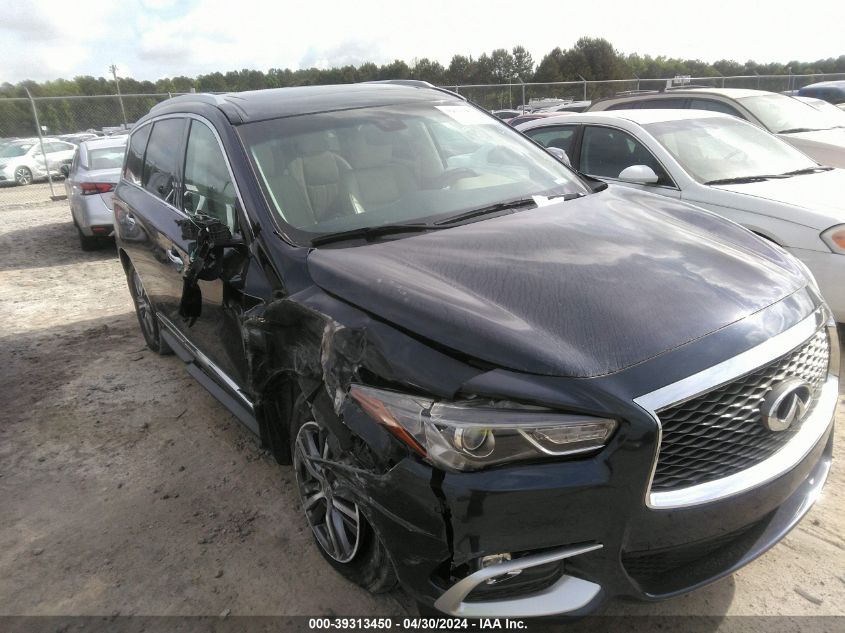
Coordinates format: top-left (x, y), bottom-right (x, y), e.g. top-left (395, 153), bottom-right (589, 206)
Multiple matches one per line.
top-left (0, 143), bottom-right (32, 158)
top-left (88, 146), bottom-right (126, 170)
top-left (238, 101), bottom-right (589, 241)
top-left (645, 116), bottom-right (817, 183)
top-left (739, 94), bottom-right (838, 133)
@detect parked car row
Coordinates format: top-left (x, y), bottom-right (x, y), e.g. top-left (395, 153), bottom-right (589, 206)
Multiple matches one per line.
top-left (517, 108), bottom-right (845, 321)
top-left (105, 82), bottom-right (838, 619)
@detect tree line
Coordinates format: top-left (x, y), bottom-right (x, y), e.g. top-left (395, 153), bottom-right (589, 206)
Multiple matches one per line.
top-left (2, 37), bottom-right (844, 136)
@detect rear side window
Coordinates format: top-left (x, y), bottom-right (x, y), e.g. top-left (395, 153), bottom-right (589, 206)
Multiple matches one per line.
top-left (124, 125), bottom-right (151, 185)
top-left (182, 120), bottom-right (238, 233)
top-left (688, 98), bottom-right (743, 118)
top-left (524, 126), bottom-right (577, 155)
top-left (142, 118), bottom-right (186, 204)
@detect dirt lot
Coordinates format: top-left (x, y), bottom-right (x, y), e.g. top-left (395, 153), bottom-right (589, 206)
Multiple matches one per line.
top-left (0, 181), bottom-right (62, 208)
top-left (1, 203), bottom-right (843, 622)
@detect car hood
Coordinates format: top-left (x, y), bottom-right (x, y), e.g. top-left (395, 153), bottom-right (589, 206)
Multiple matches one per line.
top-left (709, 168), bottom-right (845, 229)
top-left (307, 187), bottom-right (807, 378)
top-left (779, 129), bottom-right (845, 167)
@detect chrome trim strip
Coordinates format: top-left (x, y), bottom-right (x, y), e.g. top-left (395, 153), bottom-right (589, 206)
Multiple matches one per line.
top-left (433, 543), bottom-right (602, 617)
top-left (158, 314), bottom-right (254, 412)
top-left (634, 307), bottom-right (837, 509)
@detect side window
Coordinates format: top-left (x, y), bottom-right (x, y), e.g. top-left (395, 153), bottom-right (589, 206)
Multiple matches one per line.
top-left (71, 149), bottom-right (80, 173)
top-left (636, 98), bottom-right (688, 110)
top-left (142, 118), bottom-right (186, 204)
top-left (688, 98), bottom-right (744, 118)
top-left (524, 126), bottom-right (577, 155)
top-left (124, 124), bottom-right (151, 185)
top-left (581, 126), bottom-right (673, 186)
top-left (182, 120), bottom-right (238, 233)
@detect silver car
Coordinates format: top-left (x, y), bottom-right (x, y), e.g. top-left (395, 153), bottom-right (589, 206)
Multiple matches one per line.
top-left (64, 136), bottom-right (127, 250)
top-left (0, 137), bottom-right (76, 185)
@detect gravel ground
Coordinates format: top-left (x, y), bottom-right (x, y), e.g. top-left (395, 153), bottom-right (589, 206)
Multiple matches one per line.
top-left (0, 203), bottom-right (843, 622)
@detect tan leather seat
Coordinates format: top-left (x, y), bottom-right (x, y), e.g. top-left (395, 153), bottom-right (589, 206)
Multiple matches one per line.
top-left (342, 126), bottom-right (416, 209)
top-left (284, 132), bottom-right (353, 222)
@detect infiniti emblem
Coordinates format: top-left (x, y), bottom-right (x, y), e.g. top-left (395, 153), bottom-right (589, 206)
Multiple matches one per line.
top-left (761, 379), bottom-right (812, 432)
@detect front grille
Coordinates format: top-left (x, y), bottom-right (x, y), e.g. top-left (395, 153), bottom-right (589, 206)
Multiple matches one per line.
top-left (652, 329), bottom-right (830, 492)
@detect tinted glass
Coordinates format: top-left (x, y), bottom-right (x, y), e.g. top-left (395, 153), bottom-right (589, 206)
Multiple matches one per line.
top-left (581, 126), bottom-right (672, 185)
top-left (239, 102), bottom-right (589, 241)
top-left (142, 118), bottom-right (185, 203)
top-left (689, 98), bottom-right (743, 118)
top-left (524, 126), bottom-right (577, 154)
top-left (124, 124), bottom-right (151, 185)
top-left (183, 121), bottom-right (238, 232)
top-left (645, 116), bottom-right (817, 184)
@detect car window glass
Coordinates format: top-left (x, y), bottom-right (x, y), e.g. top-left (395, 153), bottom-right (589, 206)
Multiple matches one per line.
top-left (581, 126), bottom-right (672, 185)
top-left (124, 124), bottom-right (151, 185)
top-left (636, 98), bottom-right (688, 110)
top-left (645, 116), bottom-right (817, 183)
top-left (524, 126), bottom-right (577, 155)
top-left (71, 149), bottom-right (79, 173)
top-left (689, 99), bottom-right (743, 118)
top-left (142, 118), bottom-right (185, 204)
top-left (183, 120), bottom-right (238, 233)
top-left (89, 147), bottom-right (126, 170)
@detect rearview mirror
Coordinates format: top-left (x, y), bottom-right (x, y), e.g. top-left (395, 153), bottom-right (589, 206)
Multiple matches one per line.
top-left (546, 146), bottom-right (571, 167)
top-left (618, 164), bottom-right (658, 185)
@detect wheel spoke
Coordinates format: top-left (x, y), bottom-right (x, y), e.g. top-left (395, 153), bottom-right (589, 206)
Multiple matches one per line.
top-left (303, 490), bottom-right (325, 510)
top-left (329, 505), bottom-right (353, 557)
top-left (324, 507), bottom-right (341, 556)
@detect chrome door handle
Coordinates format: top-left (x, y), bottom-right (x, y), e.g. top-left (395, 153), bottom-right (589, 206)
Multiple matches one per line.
top-left (166, 248), bottom-right (183, 271)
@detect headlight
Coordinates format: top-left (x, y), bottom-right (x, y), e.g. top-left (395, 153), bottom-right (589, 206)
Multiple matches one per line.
top-left (350, 385), bottom-right (617, 472)
top-left (821, 224), bottom-right (845, 255)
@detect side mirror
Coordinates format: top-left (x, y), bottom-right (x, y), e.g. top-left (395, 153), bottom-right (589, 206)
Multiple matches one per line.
top-left (546, 146), bottom-right (572, 167)
top-left (618, 164), bottom-right (659, 185)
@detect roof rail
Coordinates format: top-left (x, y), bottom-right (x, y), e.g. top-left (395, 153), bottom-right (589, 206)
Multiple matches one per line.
top-left (664, 84), bottom-right (716, 91)
top-left (364, 79), bottom-right (467, 101)
top-left (149, 93), bottom-right (226, 113)
top-left (614, 89), bottom-right (660, 97)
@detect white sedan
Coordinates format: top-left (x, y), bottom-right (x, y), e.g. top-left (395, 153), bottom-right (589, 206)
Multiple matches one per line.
top-left (518, 110), bottom-right (845, 321)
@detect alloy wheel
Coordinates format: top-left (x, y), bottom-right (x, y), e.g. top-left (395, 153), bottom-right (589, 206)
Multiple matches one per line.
top-left (14, 167), bottom-right (32, 185)
top-left (132, 270), bottom-right (156, 339)
top-left (294, 421), bottom-right (362, 563)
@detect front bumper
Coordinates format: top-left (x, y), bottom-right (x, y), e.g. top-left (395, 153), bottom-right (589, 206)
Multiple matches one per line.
top-left (339, 315), bottom-right (839, 618)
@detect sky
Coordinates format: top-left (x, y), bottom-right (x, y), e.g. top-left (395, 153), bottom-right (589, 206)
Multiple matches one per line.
top-left (2, 0), bottom-right (844, 84)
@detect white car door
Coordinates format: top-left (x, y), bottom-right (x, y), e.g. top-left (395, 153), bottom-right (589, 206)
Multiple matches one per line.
top-left (578, 125), bottom-right (682, 200)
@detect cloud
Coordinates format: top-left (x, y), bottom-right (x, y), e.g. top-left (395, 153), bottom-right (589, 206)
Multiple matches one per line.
top-left (299, 40), bottom-right (390, 69)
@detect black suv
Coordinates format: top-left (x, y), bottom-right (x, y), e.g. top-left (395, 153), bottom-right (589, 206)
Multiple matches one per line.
top-left (113, 82), bottom-right (839, 617)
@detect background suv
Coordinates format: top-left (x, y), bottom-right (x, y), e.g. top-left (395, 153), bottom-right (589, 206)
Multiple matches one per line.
top-left (588, 88), bottom-right (845, 168)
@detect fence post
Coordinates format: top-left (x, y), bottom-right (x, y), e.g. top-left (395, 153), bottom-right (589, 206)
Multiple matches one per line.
top-left (24, 88), bottom-right (56, 199)
top-left (576, 75), bottom-right (587, 101)
top-left (521, 82), bottom-right (526, 113)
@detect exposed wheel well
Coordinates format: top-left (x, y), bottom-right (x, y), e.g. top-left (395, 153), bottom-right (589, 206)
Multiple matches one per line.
top-left (257, 374), bottom-right (298, 465)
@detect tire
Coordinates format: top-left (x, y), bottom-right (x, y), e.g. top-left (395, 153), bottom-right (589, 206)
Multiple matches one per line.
top-left (126, 262), bottom-right (172, 355)
top-left (14, 166), bottom-right (32, 186)
top-left (78, 227), bottom-right (100, 251)
top-left (291, 395), bottom-right (397, 593)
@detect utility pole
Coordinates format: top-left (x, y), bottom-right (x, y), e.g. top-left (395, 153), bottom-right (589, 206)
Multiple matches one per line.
top-left (110, 64), bottom-right (128, 129)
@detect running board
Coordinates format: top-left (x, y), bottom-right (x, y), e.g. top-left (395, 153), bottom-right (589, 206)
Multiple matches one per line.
top-left (160, 328), bottom-right (260, 437)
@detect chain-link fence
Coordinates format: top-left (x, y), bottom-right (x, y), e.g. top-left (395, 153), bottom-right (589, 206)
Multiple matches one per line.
top-left (446, 72), bottom-right (845, 111)
top-left (0, 93), bottom-right (172, 208)
top-left (2, 72), bottom-right (844, 208)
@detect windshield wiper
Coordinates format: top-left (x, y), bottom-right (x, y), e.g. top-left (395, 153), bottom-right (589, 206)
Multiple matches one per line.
top-left (778, 127), bottom-right (822, 134)
top-left (434, 193), bottom-right (583, 227)
top-left (434, 197), bottom-right (537, 226)
top-left (704, 174), bottom-right (791, 185)
top-left (310, 223), bottom-right (438, 246)
top-left (780, 166), bottom-right (834, 176)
